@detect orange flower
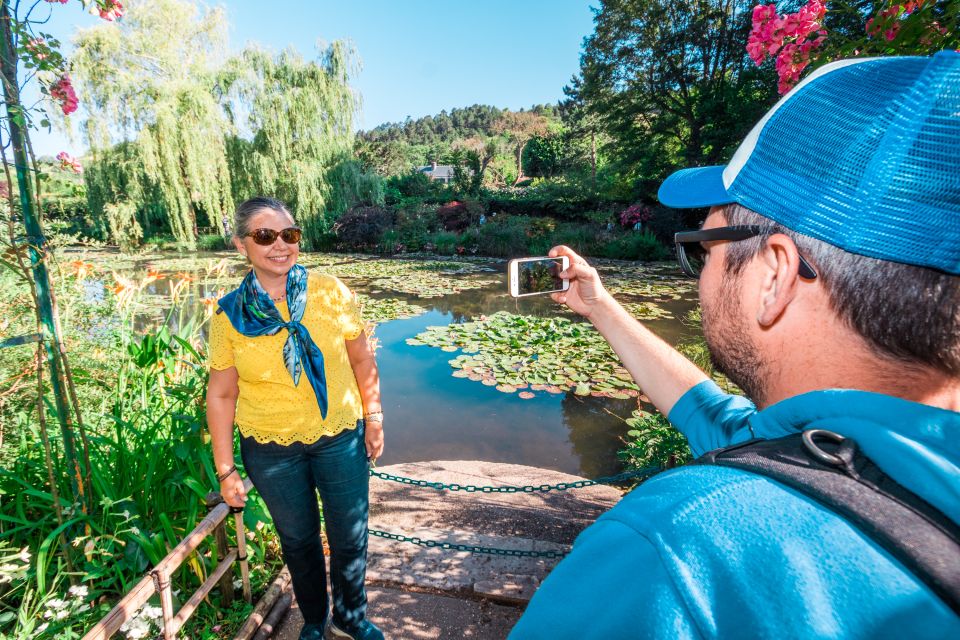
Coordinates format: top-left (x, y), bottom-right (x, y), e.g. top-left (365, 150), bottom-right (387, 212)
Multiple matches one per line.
top-left (69, 260), bottom-right (96, 280)
top-left (109, 272), bottom-right (137, 308)
top-left (141, 269), bottom-right (164, 286)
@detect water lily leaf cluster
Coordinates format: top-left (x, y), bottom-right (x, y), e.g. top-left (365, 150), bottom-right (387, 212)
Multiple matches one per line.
top-left (298, 255), bottom-right (499, 298)
top-left (407, 311), bottom-right (641, 399)
top-left (356, 294), bottom-right (426, 325)
top-left (594, 262), bottom-right (696, 301)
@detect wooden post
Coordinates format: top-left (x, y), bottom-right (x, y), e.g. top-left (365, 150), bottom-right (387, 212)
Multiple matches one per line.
top-left (153, 568), bottom-right (175, 640)
top-left (233, 509), bottom-right (252, 603)
top-left (207, 492), bottom-right (235, 606)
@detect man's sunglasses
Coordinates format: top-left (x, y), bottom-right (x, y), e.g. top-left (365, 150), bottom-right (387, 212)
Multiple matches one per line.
top-left (674, 225), bottom-right (817, 279)
top-left (245, 227), bottom-right (302, 246)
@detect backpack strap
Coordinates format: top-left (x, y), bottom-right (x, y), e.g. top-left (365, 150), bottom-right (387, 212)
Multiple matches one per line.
top-left (693, 430), bottom-right (960, 615)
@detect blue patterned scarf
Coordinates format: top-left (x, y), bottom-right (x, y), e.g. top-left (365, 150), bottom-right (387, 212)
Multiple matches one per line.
top-left (217, 264), bottom-right (328, 418)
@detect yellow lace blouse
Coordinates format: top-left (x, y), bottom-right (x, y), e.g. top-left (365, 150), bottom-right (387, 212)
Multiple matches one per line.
top-left (208, 272), bottom-right (365, 445)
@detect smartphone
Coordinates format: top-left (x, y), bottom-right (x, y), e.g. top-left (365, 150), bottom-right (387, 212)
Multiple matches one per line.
top-left (508, 256), bottom-right (570, 298)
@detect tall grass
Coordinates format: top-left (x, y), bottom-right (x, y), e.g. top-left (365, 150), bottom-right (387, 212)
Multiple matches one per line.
top-left (0, 259), bottom-right (279, 638)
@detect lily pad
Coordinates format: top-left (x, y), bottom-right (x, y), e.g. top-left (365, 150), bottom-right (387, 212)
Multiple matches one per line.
top-left (409, 311), bottom-right (643, 398)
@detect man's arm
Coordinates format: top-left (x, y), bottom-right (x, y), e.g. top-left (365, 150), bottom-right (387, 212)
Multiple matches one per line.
top-left (549, 245), bottom-right (709, 417)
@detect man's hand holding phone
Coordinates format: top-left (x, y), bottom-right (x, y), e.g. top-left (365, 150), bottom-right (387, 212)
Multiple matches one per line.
top-left (548, 245), bottom-right (610, 319)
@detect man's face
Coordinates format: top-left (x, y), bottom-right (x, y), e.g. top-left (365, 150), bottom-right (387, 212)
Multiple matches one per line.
top-left (698, 209), bottom-right (769, 404)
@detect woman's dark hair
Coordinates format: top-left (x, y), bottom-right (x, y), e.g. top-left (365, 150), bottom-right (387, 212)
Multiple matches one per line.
top-left (723, 203), bottom-right (960, 376)
top-left (233, 197), bottom-right (293, 239)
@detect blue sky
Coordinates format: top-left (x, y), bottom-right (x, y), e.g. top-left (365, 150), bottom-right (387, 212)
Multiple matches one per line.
top-left (29, 0), bottom-right (597, 157)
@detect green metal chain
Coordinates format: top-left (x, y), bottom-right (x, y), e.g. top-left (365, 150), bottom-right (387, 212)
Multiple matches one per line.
top-left (368, 466), bottom-right (660, 494)
top-left (369, 529), bottom-right (568, 558)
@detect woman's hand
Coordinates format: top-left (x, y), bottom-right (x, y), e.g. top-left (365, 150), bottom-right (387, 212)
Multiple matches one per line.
top-left (549, 245), bottom-right (611, 319)
top-left (365, 420), bottom-right (384, 462)
top-left (220, 471), bottom-right (247, 509)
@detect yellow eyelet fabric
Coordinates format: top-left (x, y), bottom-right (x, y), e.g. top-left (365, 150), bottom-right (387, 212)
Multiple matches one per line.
top-left (208, 272), bottom-right (366, 445)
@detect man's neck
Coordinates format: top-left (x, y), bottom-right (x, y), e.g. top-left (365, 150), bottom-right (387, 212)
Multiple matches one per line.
top-left (760, 331), bottom-right (960, 412)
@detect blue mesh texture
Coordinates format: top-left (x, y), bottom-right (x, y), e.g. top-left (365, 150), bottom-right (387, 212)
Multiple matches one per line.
top-left (728, 52), bottom-right (960, 274)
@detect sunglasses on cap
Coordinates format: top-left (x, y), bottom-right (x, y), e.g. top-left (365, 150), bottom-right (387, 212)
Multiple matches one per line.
top-left (674, 225), bottom-right (817, 279)
top-left (245, 227), bottom-right (302, 246)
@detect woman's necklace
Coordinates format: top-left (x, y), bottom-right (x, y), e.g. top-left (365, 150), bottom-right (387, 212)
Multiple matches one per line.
top-left (271, 292), bottom-right (286, 302)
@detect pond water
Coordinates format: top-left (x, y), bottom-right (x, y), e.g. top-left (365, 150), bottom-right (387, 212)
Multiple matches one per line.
top-left (74, 249), bottom-right (699, 478)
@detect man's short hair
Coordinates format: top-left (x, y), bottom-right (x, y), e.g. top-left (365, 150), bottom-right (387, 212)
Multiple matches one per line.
top-left (722, 203), bottom-right (960, 376)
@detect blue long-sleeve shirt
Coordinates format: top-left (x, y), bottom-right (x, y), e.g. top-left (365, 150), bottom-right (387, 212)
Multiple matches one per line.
top-left (509, 381), bottom-right (960, 639)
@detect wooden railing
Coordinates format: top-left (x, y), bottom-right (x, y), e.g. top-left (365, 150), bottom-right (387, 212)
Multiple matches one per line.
top-left (82, 479), bottom-right (254, 640)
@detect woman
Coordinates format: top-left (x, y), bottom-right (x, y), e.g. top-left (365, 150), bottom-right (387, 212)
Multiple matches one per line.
top-left (207, 197), bottom-right (385, 640)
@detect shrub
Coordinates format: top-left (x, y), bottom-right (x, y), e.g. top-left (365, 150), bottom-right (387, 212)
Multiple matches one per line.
top-left (395, 204), bottom-right (440, 252)
top-left (377, 229), bottom-right (403, 254)
top-left (599, 230), bottom-right (669, 261)
top-left (618, 410), bottom-right (692, 470)
top-left (332, 205), bottom-right (394, 251)
top-left (477, 215), bottom-right (533, 257)
top-left (427, 230), bottom-right (461, 255)
top-left (197, 234), bottom-right (227, 251)
top-left (437, 199), bottom-right (485, 231)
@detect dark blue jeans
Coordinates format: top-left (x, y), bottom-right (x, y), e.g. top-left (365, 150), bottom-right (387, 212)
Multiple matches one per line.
top-left (241, 421), bottom-right (369, 630)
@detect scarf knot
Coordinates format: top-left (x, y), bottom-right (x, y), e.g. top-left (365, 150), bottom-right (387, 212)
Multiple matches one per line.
top-left (217, 265), bottom-right (329, 418)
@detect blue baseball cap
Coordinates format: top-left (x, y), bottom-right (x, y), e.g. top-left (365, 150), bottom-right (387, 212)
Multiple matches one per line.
top-left (658, 51), bottom-right (960, 275)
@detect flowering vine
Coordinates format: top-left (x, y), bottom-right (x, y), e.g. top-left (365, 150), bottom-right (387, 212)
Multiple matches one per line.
top-left (56, 151), bottom-right (82, 173)
top-left (747, 1), bottom-right (827, 94)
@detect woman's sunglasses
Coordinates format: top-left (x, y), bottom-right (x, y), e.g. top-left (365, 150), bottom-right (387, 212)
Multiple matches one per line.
top-left (674, 225), bottom-right (817, 279)
top-left (245, 227), bottom-right (302, 246)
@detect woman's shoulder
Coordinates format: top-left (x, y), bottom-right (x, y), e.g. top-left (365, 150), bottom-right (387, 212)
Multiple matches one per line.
top-left (306, 270), bottom-right (345, 292)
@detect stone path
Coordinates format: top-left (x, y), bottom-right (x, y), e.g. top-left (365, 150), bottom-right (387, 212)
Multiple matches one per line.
top-left (273, 461), bottom-right (622, 639)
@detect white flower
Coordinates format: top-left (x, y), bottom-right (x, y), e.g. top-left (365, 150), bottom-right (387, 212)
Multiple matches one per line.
top-left (130, 526), bottom-right (140, 536)
top-left (55, 609), bottom-right (68, 620)
top-left (233, 579), bottom-right (243, 589)
top-left (47, 598), bottom-right (67, 610)
top-left (120, 616), bottom-right (150, 639)
top-left (121, 510), bottom-right (130, 519)
top-left (142, 605), bottom-right (163, 620)
top-left (69, 584), bottom-right (88, 599)
top-left (18, 547), bottom-right (30, 562)
top-left (37, 622), bottom-right (48, 634)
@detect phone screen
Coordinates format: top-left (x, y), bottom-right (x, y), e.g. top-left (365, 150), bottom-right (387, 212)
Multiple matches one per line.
top-left (516, 258), bottom-right (565, 296)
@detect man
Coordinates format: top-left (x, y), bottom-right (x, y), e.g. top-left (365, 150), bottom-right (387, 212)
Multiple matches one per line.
top-left (510, 52), bottom-right (959, 638)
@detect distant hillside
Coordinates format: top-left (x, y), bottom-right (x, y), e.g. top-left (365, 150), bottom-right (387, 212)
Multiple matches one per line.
top-left (359, 103), bottom-right (559, 146)
top-left (358, 104), bottom-right (505, 146)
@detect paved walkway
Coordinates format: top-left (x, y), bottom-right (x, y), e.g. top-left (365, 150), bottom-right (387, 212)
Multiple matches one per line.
top-left (272, 461), bottom-right (622, 639)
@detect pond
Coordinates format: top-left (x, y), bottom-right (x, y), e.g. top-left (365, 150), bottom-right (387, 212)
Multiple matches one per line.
top-left (71, 249), bottom-right (700, 479)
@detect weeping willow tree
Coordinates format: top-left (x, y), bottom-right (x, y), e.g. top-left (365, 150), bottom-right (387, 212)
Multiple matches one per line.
top-left (70, 0), bottom-right (234, 249)
top-left (220, 43), bottom-right (363, 248)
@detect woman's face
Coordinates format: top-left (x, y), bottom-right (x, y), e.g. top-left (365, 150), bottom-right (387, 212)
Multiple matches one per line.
top-left (233, 208), bottom-right (300, 281)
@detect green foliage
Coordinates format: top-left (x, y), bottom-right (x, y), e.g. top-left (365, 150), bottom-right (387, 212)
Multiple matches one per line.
top-left (569, 0), bottom-right (774, 200)
top-left (0, 257), bottom-right (280, 637)
top-left (72, 0), bottom-right (234, 249)
top-left (599, 230), bottom-right (669, 261)
top-left (523, 133), bottom-right (569, 179)
top-left (619, 410), bottom-right (692, 470)
top-left (220, 44), bottom-right (359, 248)
top-left (103, 200), bottom-right (143, 252)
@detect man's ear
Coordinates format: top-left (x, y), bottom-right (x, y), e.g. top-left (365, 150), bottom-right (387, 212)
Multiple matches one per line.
top-left (755, 233), bottom-right (803, 327)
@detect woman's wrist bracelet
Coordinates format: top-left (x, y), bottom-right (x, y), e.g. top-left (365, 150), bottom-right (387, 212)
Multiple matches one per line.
top-left (217, 464), bottom-right (237, 483)
top-left (364, 410), bottom-right (383, 423)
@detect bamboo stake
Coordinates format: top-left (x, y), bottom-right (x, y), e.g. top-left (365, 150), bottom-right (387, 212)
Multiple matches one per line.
top-left (233, 509), bottom-right (252, 603)
top-left (232, 567), bottom-right (292, 640)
